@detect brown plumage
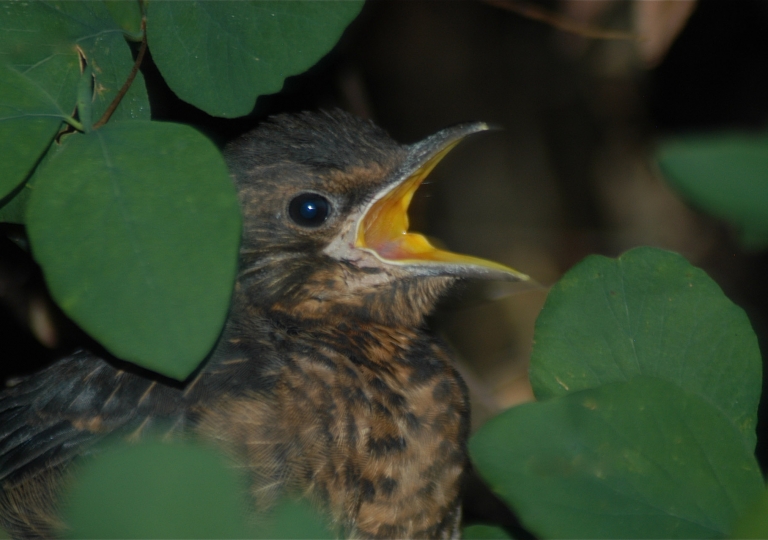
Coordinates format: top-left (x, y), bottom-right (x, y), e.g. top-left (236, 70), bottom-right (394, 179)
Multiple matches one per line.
top-left (0, 110), bottom-right (527, 539)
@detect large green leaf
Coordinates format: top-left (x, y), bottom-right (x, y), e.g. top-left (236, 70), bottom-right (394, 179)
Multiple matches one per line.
top-left (658, 133), bottom-right (768, 250)
top-left (27, 121), bottom-right (240, 379)
top-left (470, 377), bottom-right (764, 539)
top-left (146, 1), bottom-right (363, 117)
top-left (61, 440), bottom-right (333, 538)
top-left (103, 0), bottom-right (144, 40)
top-left (0, 128), bottom-right (64, 224)
top-left (62, 441), bottom-right (254, 539)
top-left (530, 247), bottom-right (761, 449)
top-left (0, 178), bottom-right (33, 225)
top-left (0, 1), bottom-right (150, 124)
top-left (0, 63), bottom-right (68, 200)
top-left (731, 488), bottom-right (768, 539)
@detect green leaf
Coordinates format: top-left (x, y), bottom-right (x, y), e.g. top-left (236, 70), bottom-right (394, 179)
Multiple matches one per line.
top-left (463, 524), bottom-right (514, 539)
top-left (103, 0), bottom-right (144, 40)
top-left (61, 440), bottom-right (254, 539)
top-left (0, 63), bottom-right (68, 200)
top-left (146, 1), bottom-right (363, 117)
top-left (0, 1), bottom-right (150, 123)
top-left (658, 132), bottom-right (768, 250)
top-left (27, 121), bottom-right (240, 379)
top-left (530, 246), bottom-right (761, 449)
top-left (470, 377), bottom-right (764, 539)
top-left (0, 132), bottom-right (64, 225)
top-left (0, 182), bottom-right (32, 225)
top-left (61, 439), bottom-right (334, 539)
top-left (731, 488), bottom-right (768, 539)
top-left (75, 60), bottom-right (94, 132)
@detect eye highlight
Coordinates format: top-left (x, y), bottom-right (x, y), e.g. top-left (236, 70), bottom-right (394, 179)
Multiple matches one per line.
top-left (288, 193), bottom-right (331, 227)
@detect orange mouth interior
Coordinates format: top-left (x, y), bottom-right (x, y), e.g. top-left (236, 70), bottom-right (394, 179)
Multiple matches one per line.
top-left (356, 143), bottom-right (527, 277)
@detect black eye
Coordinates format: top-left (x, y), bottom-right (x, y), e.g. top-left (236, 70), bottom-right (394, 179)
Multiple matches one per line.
top-left (288, 193), bottom-right (330, 227)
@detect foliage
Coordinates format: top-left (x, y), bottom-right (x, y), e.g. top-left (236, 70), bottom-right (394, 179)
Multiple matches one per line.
top-left (25, 121), bottom-right (238, 378)
top-left (652, 104), bottom-right (768, 540)
top-left (732, 488), bottom-right (768, 539)
top-left (470, 247), bottom-right (764, 539)
top-left (0, 2), bottom-right (363, 536)
top-left (0, 0), bottom-right (362, 379)
top-left (657, 132), bottom-right (768, 250)
top-left (61, 439), bottom-right (333, 539)
top-left (61, 440), bottom-right (254, 539)
top-left (529, 247), bottom-right (761, 449)
top-left (146, 1), bottom-right (361, 118)
top-left (3, 2), bottom-right (767, 539)
top-left (55, 250), bottom-right (763, 539)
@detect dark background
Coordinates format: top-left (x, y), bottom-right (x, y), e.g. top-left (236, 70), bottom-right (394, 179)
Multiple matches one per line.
top-left (2, 0), bottom-right (768, 535)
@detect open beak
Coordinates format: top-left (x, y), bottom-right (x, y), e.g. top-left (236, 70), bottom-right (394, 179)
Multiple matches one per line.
top-left (355, 123), bottom-right (529, 282)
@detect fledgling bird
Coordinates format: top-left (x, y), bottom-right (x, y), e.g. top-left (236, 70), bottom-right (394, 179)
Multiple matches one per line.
top-left (0, 110), bottom-right (527, 539)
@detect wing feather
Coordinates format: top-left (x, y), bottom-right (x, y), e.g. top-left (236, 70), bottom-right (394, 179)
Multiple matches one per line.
top-left (0, 349), bottom-right (187, 538)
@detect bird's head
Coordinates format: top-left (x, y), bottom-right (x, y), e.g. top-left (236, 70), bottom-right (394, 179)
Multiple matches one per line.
top-left (225, 110), bottom-right (528, 327)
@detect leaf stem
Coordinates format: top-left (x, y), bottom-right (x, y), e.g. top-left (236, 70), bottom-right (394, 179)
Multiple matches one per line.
top-left (93, 17), bottom-right (148, 129)
top-left (76, 60), bottom-right (94, 132)
top-left (63, 116), bottom-right (85, 132)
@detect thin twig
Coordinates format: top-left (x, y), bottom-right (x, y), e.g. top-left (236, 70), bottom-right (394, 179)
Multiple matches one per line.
top-left (93, 17), bottom-right (148, 129)
top-left (484, 0), bottom-right (639, 41)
